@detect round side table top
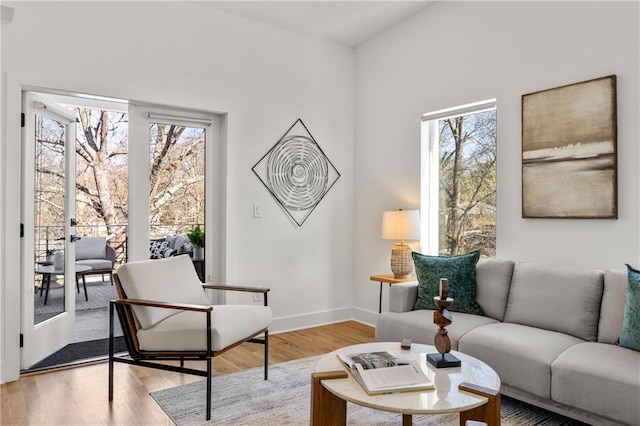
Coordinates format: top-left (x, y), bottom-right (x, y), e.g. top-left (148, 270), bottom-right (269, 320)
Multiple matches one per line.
top-left (36, 264), bottom-right (92, 274)
top-left (314, 341), bottom-right (500, 415)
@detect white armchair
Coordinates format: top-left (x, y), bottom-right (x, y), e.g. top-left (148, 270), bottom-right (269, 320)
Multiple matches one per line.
top-left (108, 255), bottom-right (272, 420)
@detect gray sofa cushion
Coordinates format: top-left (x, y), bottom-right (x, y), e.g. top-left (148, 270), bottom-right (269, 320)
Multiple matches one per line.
top-left (76, 236), bottom-right (106, 261)
top-left (599, 269), bottom-right (627, 344)
top-left (476, 258), bottom-right (515, 321)
top-left (551, 342), bottom-right (640, 425)
top-left (76, 259), bottom-right (112, 271)
top-left (458, 322), bottom-right (584, 399)
top-left (504, 262), bottom-right (604, 341)
top-left (375, 309), bottom-right (497, 350)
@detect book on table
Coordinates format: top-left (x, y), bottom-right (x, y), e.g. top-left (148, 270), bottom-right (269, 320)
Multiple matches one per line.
top-left (337, 351), bottom-right (434, 395)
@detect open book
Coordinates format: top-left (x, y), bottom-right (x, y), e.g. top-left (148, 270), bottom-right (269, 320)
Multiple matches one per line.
top-left (337, 351), bottom-right (434, 395)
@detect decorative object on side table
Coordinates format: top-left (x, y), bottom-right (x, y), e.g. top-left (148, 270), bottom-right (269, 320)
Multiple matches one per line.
top-left (252, 118), bottom-right (340, 227)
top-left (381, 209), bottom-right (420, 278)
top-left (187, 225), bottom-right (205, 260)
top-left (53, 250), bottom-right (64, 269)
top-left (427, 278), bottom-right (461, 368)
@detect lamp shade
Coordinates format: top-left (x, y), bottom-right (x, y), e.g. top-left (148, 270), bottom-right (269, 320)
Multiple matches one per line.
top-left (381, 210), bottom-right (421, 241)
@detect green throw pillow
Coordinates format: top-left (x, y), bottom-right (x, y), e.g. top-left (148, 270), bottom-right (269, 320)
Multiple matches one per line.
top-left (620, 264), bottom-right (640, 351)
top-left (412, 250), bottom-right (483, 315)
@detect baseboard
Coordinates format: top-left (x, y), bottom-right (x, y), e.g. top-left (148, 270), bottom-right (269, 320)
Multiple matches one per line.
top-left (270, 306), bottom-right (377, 335)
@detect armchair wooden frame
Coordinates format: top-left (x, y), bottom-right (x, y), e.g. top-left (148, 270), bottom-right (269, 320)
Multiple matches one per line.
top-left (108, 273), bottom-right (270, 421)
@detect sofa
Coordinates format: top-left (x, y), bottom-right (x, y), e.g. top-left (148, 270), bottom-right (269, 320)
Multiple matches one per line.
top-left (375, 258), bottom-right (640, 426)
top-left (149, 235), bottom-right (194, 259)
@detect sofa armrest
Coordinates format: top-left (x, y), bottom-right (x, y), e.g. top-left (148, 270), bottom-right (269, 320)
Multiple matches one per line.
top-left (389, 281), bottom-right (419, 313)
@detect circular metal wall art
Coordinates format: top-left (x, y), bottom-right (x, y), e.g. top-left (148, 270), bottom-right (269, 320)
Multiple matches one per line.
top-left (252, 119), bottom-right (340, 226)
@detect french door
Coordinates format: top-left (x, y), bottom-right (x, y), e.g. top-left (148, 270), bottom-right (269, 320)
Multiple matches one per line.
top-left (20, 92), bottom-right (78, 368)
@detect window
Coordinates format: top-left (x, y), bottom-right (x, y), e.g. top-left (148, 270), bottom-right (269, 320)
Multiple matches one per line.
top-left (421, 99), bottom-right (497, 257)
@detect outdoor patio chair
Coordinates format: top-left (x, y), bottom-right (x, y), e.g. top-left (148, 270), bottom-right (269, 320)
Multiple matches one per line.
top-left (75, 236), bottom-right (116, 299)
top-left (108, 255), bottom-right (272, 421)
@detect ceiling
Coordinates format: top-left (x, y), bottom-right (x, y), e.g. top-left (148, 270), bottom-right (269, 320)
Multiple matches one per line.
top-left (194, 1), bottom-right (433, 47)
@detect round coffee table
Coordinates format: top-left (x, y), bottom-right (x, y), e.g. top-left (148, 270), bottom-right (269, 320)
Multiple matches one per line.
top-left (311, 341), bottom-right (501, 425)
top-left (36, 264), bottom-right (92, 305)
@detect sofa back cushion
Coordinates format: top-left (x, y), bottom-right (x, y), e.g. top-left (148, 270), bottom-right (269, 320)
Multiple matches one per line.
top-left (598, 269), bottom-right (627, 344)
top-left (76, 236), bottom-right (106, 260)
top-left (476, 258), bottom-right (515, 321)
top-left (504, 262), bottom-right (604, 341)
top-left (116, 255), bottom-right (209, 330)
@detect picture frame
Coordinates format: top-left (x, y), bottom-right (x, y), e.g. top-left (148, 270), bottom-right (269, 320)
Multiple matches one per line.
top-left (521, 75), bottom-right (617, 219)
top-left (252, 119), bottom-right (340, 226)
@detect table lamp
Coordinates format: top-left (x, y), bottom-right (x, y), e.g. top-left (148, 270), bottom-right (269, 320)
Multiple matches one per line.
top-left (381, 209), bottom-right (421, 278)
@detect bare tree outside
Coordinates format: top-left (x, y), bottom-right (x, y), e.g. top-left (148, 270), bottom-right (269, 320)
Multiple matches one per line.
top-left (149, 123), bottom-right (205, 238)
top-left (34, 115), bottom-right (66, 254)
top-left (74, 107), bottom-right (128, 259)
top-left (34, 106), bottom-right (206, 264)
top-left (438, 110), bottom-right (497, 257)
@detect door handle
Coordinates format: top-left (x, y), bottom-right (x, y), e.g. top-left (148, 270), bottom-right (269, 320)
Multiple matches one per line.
top-left (70, 235), bottom-right (82, 242)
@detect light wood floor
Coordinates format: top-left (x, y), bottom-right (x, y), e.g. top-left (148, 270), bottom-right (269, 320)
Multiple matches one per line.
top-left (1, 321), bottom-right (374, 425)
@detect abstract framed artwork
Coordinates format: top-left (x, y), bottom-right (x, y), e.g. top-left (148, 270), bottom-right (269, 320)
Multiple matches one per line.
top-left (252, 119), bottom-right (340, 226)
top-left (522, 75), bottom-right (617, 219)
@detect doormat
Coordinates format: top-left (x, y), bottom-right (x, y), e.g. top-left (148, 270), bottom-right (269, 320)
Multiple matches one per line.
top-left (25, 336), bottom-right (126, 371)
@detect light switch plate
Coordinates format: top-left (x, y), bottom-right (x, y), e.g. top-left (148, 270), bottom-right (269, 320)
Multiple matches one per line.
top-left (253, 203), bottom-right (263, 218)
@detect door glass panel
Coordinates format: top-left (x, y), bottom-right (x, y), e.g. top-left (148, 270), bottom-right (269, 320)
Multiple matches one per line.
top-left (34, 113), bottom-right (66, 324)
top-left (149, 122), bottom-right (205, 274)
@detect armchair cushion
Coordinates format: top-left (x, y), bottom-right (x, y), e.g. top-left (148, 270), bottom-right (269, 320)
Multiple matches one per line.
top-left (137, 305), bottom-right (272, 352)
top-left (76, 259), bottom-right (112, 271)
top-left (76, 236), bottom-right (107, 260)
top-left (116, 255), bottom-right (209, 330)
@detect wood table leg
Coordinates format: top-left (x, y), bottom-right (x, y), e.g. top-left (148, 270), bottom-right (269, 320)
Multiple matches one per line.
top-left (310, 371), bottom-right (348, 426)
top-left (458, 382), bottom-right (501, 426)
top-left (402, 413), bottom-right (413, 425)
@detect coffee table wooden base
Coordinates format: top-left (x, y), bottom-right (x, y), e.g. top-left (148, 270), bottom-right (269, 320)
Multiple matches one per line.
top-left (311, 371), bottom-right (348, 426)
top-left (310, 374), bottom-right (500, 426)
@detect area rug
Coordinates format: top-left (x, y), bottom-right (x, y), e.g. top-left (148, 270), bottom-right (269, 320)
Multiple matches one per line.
top-left (151, 356), bottom-right (587, 426)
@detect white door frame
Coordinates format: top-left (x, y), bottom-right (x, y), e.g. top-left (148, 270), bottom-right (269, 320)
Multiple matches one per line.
top-left (1, 72), bottom-right (227, 383)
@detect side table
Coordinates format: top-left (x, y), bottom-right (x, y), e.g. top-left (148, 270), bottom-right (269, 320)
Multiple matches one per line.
top-left (370, 274), bottom-right (416, 313)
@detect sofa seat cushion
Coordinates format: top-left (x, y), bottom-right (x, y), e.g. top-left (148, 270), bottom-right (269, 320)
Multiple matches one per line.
top-left (137, 305), bottom-right (272, 352)
top-left (76, 259), bottom-right (112, 271)
top-left (458, 322), bottom-right (584, 399)
top-left (375, 310), bottom-right (498, 350)
top-left (551, 342), bottom-right (640, 425)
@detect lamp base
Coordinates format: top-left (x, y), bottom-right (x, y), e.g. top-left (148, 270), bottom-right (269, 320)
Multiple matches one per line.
top-left (390, 241), bottom-right (413, 278)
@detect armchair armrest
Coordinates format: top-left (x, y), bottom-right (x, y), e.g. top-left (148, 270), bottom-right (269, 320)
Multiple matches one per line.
top-left (106, 244), bottom-right (117, 266)
top-left (203, 284), bottom-right (270, 294)
top-left (202, 284), bottom-right (270, 306)
top-left (113, 298), bottom-right (213, 313)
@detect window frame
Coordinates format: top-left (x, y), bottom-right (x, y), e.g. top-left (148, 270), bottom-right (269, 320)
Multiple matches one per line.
top-left (420, 98), bottom-right (497, 255)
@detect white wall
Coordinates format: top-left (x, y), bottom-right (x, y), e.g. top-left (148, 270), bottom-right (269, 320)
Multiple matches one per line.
top-left (354, 1), bottom-right (640, 312)
top-left (1, 1), bottom-right (355, 382)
